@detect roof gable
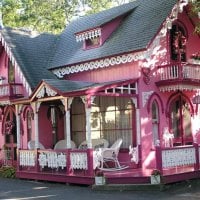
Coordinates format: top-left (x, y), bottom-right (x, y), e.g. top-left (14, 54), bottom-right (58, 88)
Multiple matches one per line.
top-left (50, 0), bottom-right (177, 70)
top-left (1, 28), bottom-right (58, 90)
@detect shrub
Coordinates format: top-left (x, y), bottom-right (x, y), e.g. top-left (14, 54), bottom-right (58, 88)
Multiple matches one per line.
top-left (0, 166), bottom-right (16, 178)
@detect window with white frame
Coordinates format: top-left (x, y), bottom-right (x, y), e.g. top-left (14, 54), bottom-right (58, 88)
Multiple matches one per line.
top-left (91, 96), bottom-right (135, 148)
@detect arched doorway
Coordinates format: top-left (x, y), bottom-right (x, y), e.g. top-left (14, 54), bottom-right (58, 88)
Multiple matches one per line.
top-left (3, 106), bottom-right (17, 166)
top-left (170, 95), bottom-right (192, 145)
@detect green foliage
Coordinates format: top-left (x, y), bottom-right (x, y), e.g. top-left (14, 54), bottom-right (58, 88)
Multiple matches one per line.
top-left (1, 0), bottom-right (134, 34)
top-left (0, 166), bottom-right (16, 178)
top-left (190, 1), bottom-right (200, 34)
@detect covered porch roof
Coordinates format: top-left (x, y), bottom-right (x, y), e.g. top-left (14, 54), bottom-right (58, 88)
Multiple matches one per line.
top-left (13, 78), bottom-right (138, 104)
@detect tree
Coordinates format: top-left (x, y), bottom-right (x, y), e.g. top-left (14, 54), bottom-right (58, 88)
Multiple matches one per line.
top-left (0, 0), bottom-right (132, 34)
top-left (190, 0), bottom-right (200, 34)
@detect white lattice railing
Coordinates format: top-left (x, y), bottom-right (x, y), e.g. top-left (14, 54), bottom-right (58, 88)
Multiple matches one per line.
top-left (38, 151), bottom-right (66, 169)
top-left (19, 150), bottom-right (90, 171)
top-left (19, 150), bottom-right (36, 167)
top-left (70, 152), bottom-right (88, 170)
top-left (162, 147), bottom-right (196, 168)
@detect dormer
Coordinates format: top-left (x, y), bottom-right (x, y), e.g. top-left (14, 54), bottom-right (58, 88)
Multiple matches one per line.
top-left (75, 6), bottom-right (137, 50)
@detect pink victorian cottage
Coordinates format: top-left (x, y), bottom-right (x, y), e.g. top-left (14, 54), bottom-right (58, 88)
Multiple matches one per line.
top-left (0, 0), bottom-right (200, 185)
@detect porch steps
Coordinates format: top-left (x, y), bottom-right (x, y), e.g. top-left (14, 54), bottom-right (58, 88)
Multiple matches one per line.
top-left (92, 178), bottom-right (200, 191)
top-left (92, 183), bottom-right (164, 191)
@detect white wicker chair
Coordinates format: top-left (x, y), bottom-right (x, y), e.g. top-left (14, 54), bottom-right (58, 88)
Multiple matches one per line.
top-left (28, 140), bottom-right (45, 150)
top-left (97, 138), bottom-right (127, 171)
top-left (54, 140), bottom-right (76, 149)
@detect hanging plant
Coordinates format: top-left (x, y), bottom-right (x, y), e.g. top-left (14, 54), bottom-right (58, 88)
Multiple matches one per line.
top-left (5, 121), bottom-right (15, 135)
top-left (191, 51), bottom-right (200, 60)
top-left (172, 31), bottom-right (187, 54)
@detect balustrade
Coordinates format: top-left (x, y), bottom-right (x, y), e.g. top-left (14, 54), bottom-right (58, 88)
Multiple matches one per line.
top-left (162, 146), bottom-right (196, 168)
top-left (0, 83), bottom-right (23, 98)
top-left (18, 149), bottom-right (90, 173)
top-left (158, 63), bottom-right (200, 81)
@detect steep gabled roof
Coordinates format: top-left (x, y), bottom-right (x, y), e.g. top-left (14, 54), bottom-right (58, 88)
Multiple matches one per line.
top-left (1, 28), bottom-right (58, 89)
top-left (75, 2), bottom-right (139, 34)
top-left (50, 0), bottom-right (177, 70)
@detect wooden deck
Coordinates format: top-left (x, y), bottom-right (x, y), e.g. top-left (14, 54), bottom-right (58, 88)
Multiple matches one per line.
top-left (16, 166), bottom-right (199, 186)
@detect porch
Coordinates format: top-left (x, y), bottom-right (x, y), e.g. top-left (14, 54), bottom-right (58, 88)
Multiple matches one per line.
top-left (14, 143), bottom-right (200, 185)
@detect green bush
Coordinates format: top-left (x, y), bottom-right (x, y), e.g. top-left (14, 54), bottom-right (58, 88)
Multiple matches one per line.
top-left (0, 166), bottom-right (16, 178)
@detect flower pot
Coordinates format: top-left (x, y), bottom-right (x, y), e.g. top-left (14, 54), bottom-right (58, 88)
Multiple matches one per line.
top-left (95, 176), bottom-right (105, 185)
top-left (192, 59), bottom-right (200, 65)
top-left (150, 175), bottom-right (161, 184)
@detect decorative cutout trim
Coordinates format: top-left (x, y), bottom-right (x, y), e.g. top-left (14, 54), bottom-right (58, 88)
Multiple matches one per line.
top-left (75, 28), bottom-right (101, 42)
top-left (52, 52), bottom-right (145, 78)
top-left (36, 85), bottom-right (57, 99)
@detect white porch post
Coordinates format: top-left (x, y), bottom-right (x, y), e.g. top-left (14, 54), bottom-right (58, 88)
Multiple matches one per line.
top-left (132, 98), bottom-right (141, 145)
top-left (15, 104), bottom-right (22, 149)
top-left (86, 107), bottom-right (92, 148)
top-left (31, 102), bottom-right (41, 149)
top-left (81, 96), bottom-right (92, 148)
top-left (136, 108), bottom-right (141, 145)
top-left (62, 98), bottom-right (73, 148)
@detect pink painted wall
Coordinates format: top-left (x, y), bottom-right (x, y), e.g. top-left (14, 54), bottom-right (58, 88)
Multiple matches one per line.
top-left (0, 51), bottom-right (9, 84)
top-left (67, 61), bottom-right (140, 83)
top-left (101, 17), bottom-right (122, 45)
top-left (66, 9), bottom-right (200, 170)
top-left (178, 11), bottom-right (200, 60)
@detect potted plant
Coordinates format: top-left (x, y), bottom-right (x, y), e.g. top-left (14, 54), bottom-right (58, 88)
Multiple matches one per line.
top-left (191, 52), bottom-right (200, 64)
top-left (95, 170), bottom-right (106, 185)
top-left (150, 169), bottom-right (161, 184)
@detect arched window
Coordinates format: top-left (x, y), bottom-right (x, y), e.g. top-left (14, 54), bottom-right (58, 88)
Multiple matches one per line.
top-left (170, 24), bottom-right (187, 62)
top-left (151, 100), bottom-right (159, 146)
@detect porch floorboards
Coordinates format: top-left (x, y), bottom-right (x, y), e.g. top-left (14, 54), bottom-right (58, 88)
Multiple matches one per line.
top-left (16, 166), bottom-right (199, 186)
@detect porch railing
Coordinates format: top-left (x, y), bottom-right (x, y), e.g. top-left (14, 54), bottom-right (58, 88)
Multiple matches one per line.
top-left (0, 83), bottom-right (24, 98)
top-left (18, 149), bottom-right (93, 175)
top-left (157, 62), bottom-right (200, 81)
top-left (156, 144), bottom-right (200, 174)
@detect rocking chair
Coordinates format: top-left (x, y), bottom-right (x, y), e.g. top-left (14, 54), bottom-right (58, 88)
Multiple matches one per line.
top-left (97, 138), bottom-right (127, 171)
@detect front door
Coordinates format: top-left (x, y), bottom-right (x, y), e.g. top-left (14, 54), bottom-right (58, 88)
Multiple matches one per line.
top-left (3, 108), bottom-right (17, 166)
top-left (170, 96), bottom-right (192, 146)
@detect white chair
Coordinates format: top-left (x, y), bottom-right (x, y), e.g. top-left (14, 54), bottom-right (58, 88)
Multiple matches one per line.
top-left (97, 138), bottom-right (127, 171)
top-left (28, 140), bottom-right (45, 150)
top-left (79, 138), bottom-right (109, 150)
top-left (54, 140), bottom-right (76, 150)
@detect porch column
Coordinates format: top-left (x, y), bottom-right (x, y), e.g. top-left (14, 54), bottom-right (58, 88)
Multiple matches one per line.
top-left (131, 98), bottom-right (141, 145)
top-left (81, 96), bottom-right (92, 148)
top-left (15, 104), bottom-right (22, 149)
top-left (136, 108), bottom-right (141, 145)
top-left (62, 98), bottom-right (73, 148)
top-left (31, 102), bottom-right (41, 149)
top-left (85, 107), bottom-right (92, 148)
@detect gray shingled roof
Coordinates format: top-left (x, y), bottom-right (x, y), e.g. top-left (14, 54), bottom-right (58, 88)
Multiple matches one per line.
top-left (42, 78), bottom-right (135, 94)
top-left (0, 0), bottom-right (177, 91)
top-left (50, 0), bottom-right (176, 70)
top-left (1, 28), bottom-right (58, 89)
top-left (43, 79), bottom-right (97, 93)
